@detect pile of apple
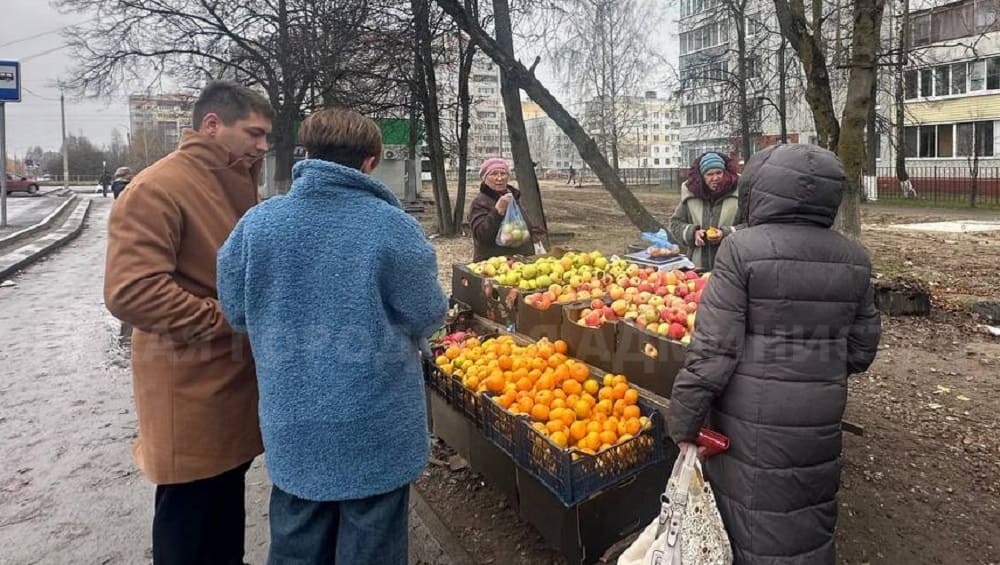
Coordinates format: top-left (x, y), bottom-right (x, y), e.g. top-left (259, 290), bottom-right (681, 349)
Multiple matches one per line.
top-left (466, 251), bottom-right (632, 295)
top-left (570, 267), bottom-right (711, 345)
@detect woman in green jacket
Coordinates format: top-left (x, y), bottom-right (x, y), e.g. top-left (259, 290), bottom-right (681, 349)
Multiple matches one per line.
top-left (668, 152), bottom-right (743, 271)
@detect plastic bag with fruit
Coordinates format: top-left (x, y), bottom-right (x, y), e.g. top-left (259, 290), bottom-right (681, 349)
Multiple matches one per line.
top-left (495, 198), bottom-right (531, 248)
top-left (617, 430), bottom-right (732, 565)
top-left (641, 229), bottom-right (681, 259)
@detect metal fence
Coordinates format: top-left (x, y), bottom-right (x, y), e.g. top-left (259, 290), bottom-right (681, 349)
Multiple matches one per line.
top-left (872, 167), bottom-right (1000, 207)
top-left (616, 167), bottom-right (687, 189)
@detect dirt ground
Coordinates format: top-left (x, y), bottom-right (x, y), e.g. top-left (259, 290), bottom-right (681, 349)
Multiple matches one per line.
top-left (416, 182), bottom-right (1000, 565)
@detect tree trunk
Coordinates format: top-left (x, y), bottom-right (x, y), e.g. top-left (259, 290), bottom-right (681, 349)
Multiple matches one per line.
top-left (414, 0), bottom-right (455, 235)
top-left (774, 0), bottom-right (841, 149)
top-left (736, 2), bottom-right (753, 161)
top-left (453, 28), bottom-right (476, 231)
top-left (434, 0), bottom-right (663, 232)
top-left (271, 105), bottom-right (297, 194)
top-left (835, 0), bottom-right (886, 240)
top-left (895, 0), bottom-right (910, 184)
top-left (779, 38), bottom-right (788, 143)
top-left (493, 0), bottom-right (549, 244)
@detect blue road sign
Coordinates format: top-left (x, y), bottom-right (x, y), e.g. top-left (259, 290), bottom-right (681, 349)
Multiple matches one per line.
top-left (0, 61), bottom-right (21, 103)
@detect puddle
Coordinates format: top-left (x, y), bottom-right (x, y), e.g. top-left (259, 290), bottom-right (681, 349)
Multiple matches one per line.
top-left (889, 220), bottom-right (1000, 233)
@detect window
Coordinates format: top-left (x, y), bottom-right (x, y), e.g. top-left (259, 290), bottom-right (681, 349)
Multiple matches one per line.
top-left (989, 58), bottom-right (1000, 89)
top-left (747, 56), bottom-right (760, 79)
top-left (654, 146), bottom-right (660, 153)
top-left (935, 66), bottom-right (951, 96)
top-left (938, 124), bottom-right (954, 157)
top-left (653, 134), bottom-right (660, 142)
top-left (932, 3), bottom-right (974, 42)
top-left (920, 69), bottom-right (933, 96)
top-left (904, 126), bottom-right (918, 158)
top-left (912, 13), bottom-right (931, 45)
top-left (952, 62), bottom-right (968, 94)
top-left (957, 122), bottom-right (975, 156)
top-left (970, 60), bottom-right (986, 90)
top-left (976, 120), bottom-right (994, 156)
top-left (905, 70), bottom-right (919, 99)
top-left (919, 126), bottom-right (937, 157)
top-left (977, 0), bottom-right (1000, 33)
top-left (654, 158), bottom-right (661, 165)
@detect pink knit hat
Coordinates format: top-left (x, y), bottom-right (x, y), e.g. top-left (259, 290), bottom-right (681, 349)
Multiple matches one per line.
top-left (479, 158), bottom-right (510, 180)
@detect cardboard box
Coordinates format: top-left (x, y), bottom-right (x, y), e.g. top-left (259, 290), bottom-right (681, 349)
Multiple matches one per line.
top-left (612, 322), bottom-right (687, 398)
top-left (428, 386), bottom-right (519, 510)
top-left (560, 304), bottom-right (617, 372)
top-left (516, 446), bottom-right (678, 565)
top-left (480, 281), bottom-right (519, 326)
top-left (451, 264), bottom-right (488, 315)
top-left (514, 293), bottom-right (566, 341)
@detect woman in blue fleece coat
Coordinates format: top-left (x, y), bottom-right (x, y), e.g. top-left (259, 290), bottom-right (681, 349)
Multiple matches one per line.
top-left (217, 108), bottom-right (448, 565)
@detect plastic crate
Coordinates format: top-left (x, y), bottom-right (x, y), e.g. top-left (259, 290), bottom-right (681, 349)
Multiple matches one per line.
top-left (424, 362), bottom-right (455, 402)
top-left (514, 397), bottom-right (666, 506)
top-left (448, 374), bottom-right (484, 427)
top-left (481, 394), bottom-right (527, 457)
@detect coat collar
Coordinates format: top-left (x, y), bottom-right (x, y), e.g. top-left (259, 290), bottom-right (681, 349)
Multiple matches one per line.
top-left (177, 129), bottom-right (260, 175)
top-left (290, 159), bottom-right (402, 208)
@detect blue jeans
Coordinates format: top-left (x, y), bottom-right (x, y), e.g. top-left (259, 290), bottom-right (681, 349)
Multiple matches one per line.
top-left (267, 483), bottom-right (409, 565)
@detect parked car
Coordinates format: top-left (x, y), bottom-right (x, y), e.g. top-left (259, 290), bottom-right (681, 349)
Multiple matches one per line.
top-left (4, 174), bottom-right (40, 195)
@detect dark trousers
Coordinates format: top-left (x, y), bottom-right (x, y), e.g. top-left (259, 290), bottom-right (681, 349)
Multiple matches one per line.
top-left (267, 483), bottom-right (410, 565)
top-left (152, 461), bottom-right (253, 565)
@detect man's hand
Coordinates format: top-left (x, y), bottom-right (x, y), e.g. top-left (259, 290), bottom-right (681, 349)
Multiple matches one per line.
top-left (694, 229), bottom-right (706, 247)
top-left (495, 193), bottom-right (514, 215)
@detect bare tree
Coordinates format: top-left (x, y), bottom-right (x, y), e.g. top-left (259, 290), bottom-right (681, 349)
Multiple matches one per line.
top-left (56, 0), bottom-right (405, 192)
top-left (773, 0), bottom-right (887, 240)
top-left (434, 0), bottom-right (663, 231)
top-left (492, 0), bottom-right (549, 243)
top-left (541, 0), bottom-right (662, 172)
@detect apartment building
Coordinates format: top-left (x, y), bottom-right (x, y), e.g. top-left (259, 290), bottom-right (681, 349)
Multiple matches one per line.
top-left (676, 0), bottom-right (816, 162)
top-left (128, 94), bottom-right (195, 149)
top-left (897, 0), bottom-right (1000, 165)
top-left (583, 91), bottom-right (683, 168)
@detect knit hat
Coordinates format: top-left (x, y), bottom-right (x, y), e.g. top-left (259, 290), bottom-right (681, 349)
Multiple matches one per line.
top-left (479, 158), bottom-right (510, 180)
top-left (698, 152), bottom-right (725, 176)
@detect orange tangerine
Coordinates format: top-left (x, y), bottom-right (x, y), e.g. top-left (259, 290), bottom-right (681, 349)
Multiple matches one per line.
top-left (599, 430), bottom-right (618, 445)
top-left (530, 404), bottom-right (550, 422)
top-left (623, 388), bottom-right (639, 405)
top-left (569, 421), bottom-right (588, 442)
top-left (623, 405), bottom-right (641, 420)
top-left (562, 379), bottom-right (582, 395)
top-left (553, 340), bottom-right (569, 354)
top-left (583, 379), bottom-right (599, 395)
top-left (598, 386), bottom-right (614, 401)
top-left (551, 430), bottom-right (569, 448)
top-left (517, 396), bottom-right (534, 413)
top-left (612, 382), bottom-right (629, 400)
top-left (586, 421), bottom-right (602, 434)
top-left (570, 363), bottom-right (590, 383)
top-left (546, 419), bottom-right (566, 433)
top-left (573, 400), bottom-right (591, 419)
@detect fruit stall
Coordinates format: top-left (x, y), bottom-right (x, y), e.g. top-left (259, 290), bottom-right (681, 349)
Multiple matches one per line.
top-left (425, 248), bottom-right (710, 564)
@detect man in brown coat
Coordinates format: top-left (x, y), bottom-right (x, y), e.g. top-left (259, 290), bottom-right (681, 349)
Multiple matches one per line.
top-left (104, 81), bottom-right (273, 565)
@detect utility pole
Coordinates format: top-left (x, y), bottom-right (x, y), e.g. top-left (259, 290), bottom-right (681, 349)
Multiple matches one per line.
top-left (1, 102), bottom-right (7, 228)
top-left (60, 90), bottom-right (69, 190)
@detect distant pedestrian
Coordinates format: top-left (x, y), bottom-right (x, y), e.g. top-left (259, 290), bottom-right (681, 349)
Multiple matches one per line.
top-left (110, 167), bottom-right (132, 199)
top-left (567, 164), bottom-right (577, 186)
top-left (217, 107), bottom-right (448, 565)
top-left (103, 81), bottom-right (274, 565)
top-left (99, 169), bottom-right (112, 198)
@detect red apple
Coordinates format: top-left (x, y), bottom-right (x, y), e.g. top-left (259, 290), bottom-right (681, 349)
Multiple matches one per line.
top-left (668, 322), bottom-right (687, 340)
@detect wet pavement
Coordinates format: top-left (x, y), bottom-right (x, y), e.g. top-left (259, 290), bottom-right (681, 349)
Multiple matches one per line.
top-left (0, 196), bottom-right (271, 564)
top-left (0, 190), bottom-right (67, 238)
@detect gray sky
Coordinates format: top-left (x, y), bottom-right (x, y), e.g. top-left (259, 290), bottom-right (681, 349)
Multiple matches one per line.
top-left (2, 0), bottom-right (131, 156)
top-left (0, 1), bottom-right (677, 157)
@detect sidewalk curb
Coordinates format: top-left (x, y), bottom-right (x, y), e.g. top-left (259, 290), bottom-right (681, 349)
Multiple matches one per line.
top-left (0, 194), bottom-right (78, 249)
top-left (410, 486), bottom-right (476, 565)
top-left (0, 198), bottom-right (91, 281)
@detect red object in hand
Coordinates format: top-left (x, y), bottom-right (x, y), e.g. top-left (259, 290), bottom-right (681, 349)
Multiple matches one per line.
top-left (696, 428), bottom-right (730, 458)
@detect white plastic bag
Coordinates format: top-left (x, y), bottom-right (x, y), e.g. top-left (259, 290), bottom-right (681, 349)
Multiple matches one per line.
top-left (617, 447), bottom-right (732, 565)
top-left (495, 198), bottom-right (530, 248)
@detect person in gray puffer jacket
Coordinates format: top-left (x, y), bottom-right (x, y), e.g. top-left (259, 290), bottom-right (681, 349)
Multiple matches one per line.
top-left (668, 144), bottom-right (882, 564)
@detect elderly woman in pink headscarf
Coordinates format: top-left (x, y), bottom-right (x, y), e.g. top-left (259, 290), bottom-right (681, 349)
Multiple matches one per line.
top-left (468, 158), bottom-right (543, 261)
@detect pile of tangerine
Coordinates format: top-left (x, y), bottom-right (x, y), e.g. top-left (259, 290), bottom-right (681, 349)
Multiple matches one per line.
top-left (436, 335), bottom-right (650, 454)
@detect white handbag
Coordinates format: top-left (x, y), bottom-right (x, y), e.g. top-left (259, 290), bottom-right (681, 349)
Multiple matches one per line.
top-left (617, 447), bottom-right (733, 565)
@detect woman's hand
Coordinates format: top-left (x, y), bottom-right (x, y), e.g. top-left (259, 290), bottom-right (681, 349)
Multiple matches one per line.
top-left (495, 193), bottom-right (514, 215)
top-left (678, 441), bottom-right (707, 461)
top-left (694, 229), bottom-right (706, 247)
